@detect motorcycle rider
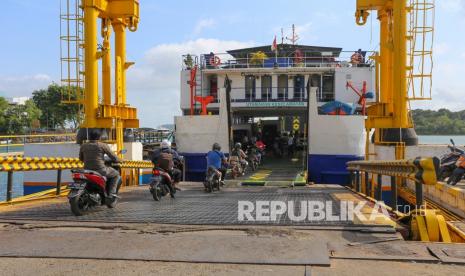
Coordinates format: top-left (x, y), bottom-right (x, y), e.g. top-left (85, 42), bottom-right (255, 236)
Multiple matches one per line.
top-left (206, 143), bottom-right (228, 186)
top-left (79, 129), bottom-right (121, 203)
top-left (232, 142), bottom-right (248, 170)
top-left (151, 140), bottom-right (182, 194)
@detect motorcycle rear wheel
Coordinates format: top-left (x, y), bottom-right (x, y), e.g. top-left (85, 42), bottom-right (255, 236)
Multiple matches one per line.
top-left (438, 167), bottom-right (452, 181)
top-left (206, 181), bottom-right (213, 193)
top-left (151, 183), bottom-right (163, 201)
top-left (69, 192), bottom-right (91, 216)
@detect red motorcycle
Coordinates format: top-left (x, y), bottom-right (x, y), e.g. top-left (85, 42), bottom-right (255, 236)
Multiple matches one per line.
top-left (68, 165), bottom-right (122, 216)
top-left (149, 168), bottom-right (175, 200)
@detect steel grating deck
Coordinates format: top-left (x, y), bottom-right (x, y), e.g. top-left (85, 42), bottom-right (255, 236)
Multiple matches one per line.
top-left (0, 186), bottom-right (355, 226)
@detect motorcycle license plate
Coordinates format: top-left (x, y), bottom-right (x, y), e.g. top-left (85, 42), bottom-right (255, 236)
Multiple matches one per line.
top-left (68, 182), bottom-right (86, 189)
top-left (151, 176), bottom-right (161, 182)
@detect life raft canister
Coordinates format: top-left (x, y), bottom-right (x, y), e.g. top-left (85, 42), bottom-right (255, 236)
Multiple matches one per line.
top-left (209, 55), bottom-right (221, 66)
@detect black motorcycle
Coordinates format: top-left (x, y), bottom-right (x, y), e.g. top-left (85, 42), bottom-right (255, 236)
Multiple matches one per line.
top-left (246, 147), bottom-right (260, 171)
top-left (438, 139), bottom-right (464, 181)
top-left (204, 166), bottom-right (221, 193)
top-left (149, 167), bottom-right (175, 200)
top-left (68, 163), bottom-right (122, 216)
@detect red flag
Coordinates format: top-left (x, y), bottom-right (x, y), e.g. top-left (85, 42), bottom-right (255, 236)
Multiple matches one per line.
top-left (271, 36), bottom-right (278, 52)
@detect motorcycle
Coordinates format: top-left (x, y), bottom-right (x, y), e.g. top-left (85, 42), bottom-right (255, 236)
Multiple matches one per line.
top-left (68, 163), bottom-right (122, 216)
top-left (173, 156), bottom-right (184, 181)
top-left (149, 167), bottom-right (175, 201)
top-left (229, 156), bottom-right (245, 179)
top-left (246, 147), bottom-right (260, 171)
top-left (447, 155), bottom-right (465, 186)
top-left (204, 166), bottom-right (221, 193)
top-left (438, 139), bottom-right (464, 181)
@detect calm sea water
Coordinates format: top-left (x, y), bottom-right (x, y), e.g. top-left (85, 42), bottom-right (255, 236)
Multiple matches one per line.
top-left (418, 135), bottom-right (465, 146)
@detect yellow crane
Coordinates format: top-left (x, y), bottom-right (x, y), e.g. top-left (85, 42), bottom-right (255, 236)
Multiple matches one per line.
top-left (83, 0), bottom-right (140, 157)
top-left (61, 0), bottom-right (140, 157)
top-left (355, 0), bottom-right (435, 160)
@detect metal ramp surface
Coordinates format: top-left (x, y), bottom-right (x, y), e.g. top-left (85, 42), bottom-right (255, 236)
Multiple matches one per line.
top-left (239, 157), bottom-right (306, 186)
top-left (0, 186), bottom-right (359, 226)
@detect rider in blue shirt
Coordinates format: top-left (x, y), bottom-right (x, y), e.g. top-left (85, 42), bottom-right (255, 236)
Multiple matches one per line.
top-left (206, 143), bottom-right (227, 183)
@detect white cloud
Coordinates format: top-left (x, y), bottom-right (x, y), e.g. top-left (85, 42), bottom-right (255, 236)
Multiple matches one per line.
top-left (126, 38), bottom-right (254, 127)
top-left (434, 42), bottom-right (450, 56)
top-left (193, 19), bottom-right (216, 36)
top-left (0, 74), bottom-right (52, 97)
top-left (439, 0), bottom-right (465, 12)
top-left (411, 61), bottom-right (465, 111)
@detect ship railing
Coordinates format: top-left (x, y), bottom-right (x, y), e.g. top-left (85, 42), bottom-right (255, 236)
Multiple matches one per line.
top-left (346, 157), bottom-right (465, 243)
top-left (182, 51), bottom-right (376, 70)
top-left (0, 157), bottom-right (153, 204)
top-left (133, 129), bottom-right (173, 145)
top-left (347, 157), bottom-right (439, 210)
top-left (194, 87), bottom-right (334, 104)
top-left (0, 133), bottom-right (76, 154)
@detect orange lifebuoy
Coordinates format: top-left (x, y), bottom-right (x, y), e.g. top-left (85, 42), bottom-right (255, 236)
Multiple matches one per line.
top-left (209, 55), bottom-right (221, 66)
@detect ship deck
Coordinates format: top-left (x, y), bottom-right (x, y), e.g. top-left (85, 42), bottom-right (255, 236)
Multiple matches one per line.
top-left (0, 184), bottom-right (392, 227)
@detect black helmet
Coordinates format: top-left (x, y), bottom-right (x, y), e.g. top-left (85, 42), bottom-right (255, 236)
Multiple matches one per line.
top-left (88, 128), bottom-right (102, 141)
top-left (234, 142), bottom-right (242, 149)
top-left (212, 143), bottom-right (221, 151)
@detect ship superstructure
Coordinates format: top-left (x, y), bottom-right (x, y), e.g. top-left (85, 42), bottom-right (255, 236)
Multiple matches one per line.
top-left (176, 44), bottom-right (376, 184)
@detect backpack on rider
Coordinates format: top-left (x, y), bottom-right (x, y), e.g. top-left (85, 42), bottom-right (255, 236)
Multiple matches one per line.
top-left (158, 152), bottom-right (174, 171)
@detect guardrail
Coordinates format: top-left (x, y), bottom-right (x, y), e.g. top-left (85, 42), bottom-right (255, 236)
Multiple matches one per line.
top-left (0, 156), bottom-right (152, 203)
top-left (133, 130), bottom-right (172, 145)
top-left (182, 51), bottom-right (376, 70)
top-left (0, 134), bottom-right (76, 153)
top-left (346, 157), bottom-right (460, 243)
top-left (347, 157), bottom-right (440, 209)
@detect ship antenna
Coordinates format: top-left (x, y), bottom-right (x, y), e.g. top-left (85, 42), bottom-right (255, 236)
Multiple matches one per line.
top-left (285, 24), bottom-right (300, 45)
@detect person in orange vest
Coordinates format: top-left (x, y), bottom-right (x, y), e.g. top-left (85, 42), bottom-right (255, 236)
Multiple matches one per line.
top-left (350, 49), bottom-right (364, 66)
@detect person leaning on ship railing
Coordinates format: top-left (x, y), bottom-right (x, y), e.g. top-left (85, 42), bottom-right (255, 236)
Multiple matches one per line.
top-left (350, 49), bottom-right (365, 67)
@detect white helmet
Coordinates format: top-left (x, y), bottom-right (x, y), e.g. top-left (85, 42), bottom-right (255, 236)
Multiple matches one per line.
top-left (161, 140), bottom-right (171, 149)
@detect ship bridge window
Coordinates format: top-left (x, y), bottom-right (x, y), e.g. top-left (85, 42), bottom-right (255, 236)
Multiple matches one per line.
top-left (208, 75), bottom-right (218, 101)
top-left (278, 75), bottom-right (288, 100)
top-left (261, 75), bottom-right (272, 101)
top-left (309, 74), bottom-right (321, 99)
top-left (321, 74), bottom-right (335, 102)
top-left (294, 75), bottom-right (305, 101)
top-left (245, 75), bottom-right (256, 101)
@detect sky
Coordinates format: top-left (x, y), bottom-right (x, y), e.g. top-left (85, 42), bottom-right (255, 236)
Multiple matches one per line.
top-left (0, 0), bottom-right (464, 127)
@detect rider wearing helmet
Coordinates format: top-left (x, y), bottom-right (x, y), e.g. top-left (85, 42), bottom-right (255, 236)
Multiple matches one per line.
top-left (79, 129), bottom-right (122, 201)
top-left (151, 140), bottom-right (183, 194)
top-left (206, 143), bottom-right (228, 184)
top-left (232, 142), bottom-right (247, 163)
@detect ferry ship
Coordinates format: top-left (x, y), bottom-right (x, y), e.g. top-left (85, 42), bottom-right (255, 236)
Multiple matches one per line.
top-left (175, 43), bottom-right (375, 185)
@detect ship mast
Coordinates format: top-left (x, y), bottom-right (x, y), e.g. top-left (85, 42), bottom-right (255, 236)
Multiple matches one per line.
top-left (286, 24), bottom-right (300, 45)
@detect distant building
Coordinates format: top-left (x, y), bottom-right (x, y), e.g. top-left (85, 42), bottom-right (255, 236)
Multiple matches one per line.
top-left (7, 97), bottom-right (30, 105)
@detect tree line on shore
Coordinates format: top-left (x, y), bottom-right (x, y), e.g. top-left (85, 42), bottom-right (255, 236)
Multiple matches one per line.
top-left (0, 84), bottom-right (80, 134)
top-left (0, 84), bottom-right (464, 135)
top-left (412, 109), bottom-right (465, 135)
